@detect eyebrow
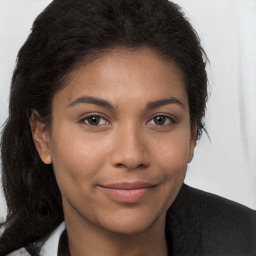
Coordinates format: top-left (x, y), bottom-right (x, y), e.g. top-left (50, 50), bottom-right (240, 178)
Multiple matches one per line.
top-left (68, 96), bottom-right (114, 110)
top-left (147, 97), bottom-right (185, 110)
top-left (68, 96), bottom-right (184, 110)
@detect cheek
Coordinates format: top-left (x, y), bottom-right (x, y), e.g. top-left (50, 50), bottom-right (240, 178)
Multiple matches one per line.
top-left (49, 129), bottom-right (109, 195)
top-left (144, 133), bottom-right (190, 214)
top-left (150, 130), bottom-right (192, 174)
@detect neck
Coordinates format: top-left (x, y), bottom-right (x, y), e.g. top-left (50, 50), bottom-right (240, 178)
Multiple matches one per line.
top-left (63, 204), bottom-right (168, 256)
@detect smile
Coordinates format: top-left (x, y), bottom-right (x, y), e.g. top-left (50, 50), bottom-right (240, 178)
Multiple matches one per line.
top-left (99, 182), bottom-right (157, 203)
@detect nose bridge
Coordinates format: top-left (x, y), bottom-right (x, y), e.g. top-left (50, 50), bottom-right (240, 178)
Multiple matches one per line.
top-left (110, 123), bottom-right (149, 169)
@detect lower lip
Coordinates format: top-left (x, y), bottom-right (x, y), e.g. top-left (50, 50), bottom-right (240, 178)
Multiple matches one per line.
top-left (100, 187), bottom-right (155, 202)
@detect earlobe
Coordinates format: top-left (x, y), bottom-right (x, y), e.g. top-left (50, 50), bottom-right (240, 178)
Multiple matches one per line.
top-left (30, 111), bottom-right (52, 164)
top-left (187, 124), bottom-right (197, 163)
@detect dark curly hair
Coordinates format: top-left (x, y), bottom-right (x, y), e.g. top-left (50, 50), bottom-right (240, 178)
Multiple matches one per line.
top-left (0, 0), bottom-right (208, 254)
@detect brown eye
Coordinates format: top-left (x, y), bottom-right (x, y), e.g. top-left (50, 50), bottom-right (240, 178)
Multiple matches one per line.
top-left (88, 116), bottom-right (101, 125)
top-left (80, 115), bottom-right (109, 126)
top-left (147, 115), bottom-right (175, 126)
top-left (153, 116), bottom-right (167, 125)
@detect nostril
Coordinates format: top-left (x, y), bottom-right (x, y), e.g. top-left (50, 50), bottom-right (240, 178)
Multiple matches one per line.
top-left (114, 162), bottom-right (146, 170)
top-left (137, 163), bottom-right (146, 169)
top-left (115, 163), bottom-right (125, 168)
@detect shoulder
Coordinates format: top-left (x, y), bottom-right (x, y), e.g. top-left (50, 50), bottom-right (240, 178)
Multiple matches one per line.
top-left (179, 183), bottom-right (256, 223)
top-left (166, 183), bottom-right (256, 255)
top-left (5, 222), bottom-right (65, 256)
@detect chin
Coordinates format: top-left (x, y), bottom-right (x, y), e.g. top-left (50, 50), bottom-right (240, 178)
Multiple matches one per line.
top-left (97, 208), bottom-right (165, 236)
top-left (107, 222), bottom-right (154, 236)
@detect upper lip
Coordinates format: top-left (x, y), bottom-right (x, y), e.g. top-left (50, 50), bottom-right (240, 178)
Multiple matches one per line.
top-left (99, 182), bottom-right (157, 190)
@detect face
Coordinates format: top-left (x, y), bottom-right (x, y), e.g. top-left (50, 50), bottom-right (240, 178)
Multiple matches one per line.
top-left (32, 48), bottom-right (196, 236)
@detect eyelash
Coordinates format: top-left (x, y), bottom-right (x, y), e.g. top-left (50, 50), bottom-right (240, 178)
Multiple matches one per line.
top-left (78, 114), bottom-right (176, 127)
top-left (78, 114), bottom-right (110, 126)
top-left (146, 114), bottom-right (176, 126)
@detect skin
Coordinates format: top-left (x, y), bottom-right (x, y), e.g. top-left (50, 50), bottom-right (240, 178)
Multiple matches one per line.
top-left (31, 47), bottom-right (197, 256)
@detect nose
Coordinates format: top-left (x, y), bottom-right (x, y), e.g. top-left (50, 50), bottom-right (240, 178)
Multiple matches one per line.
top-left (110, 126), bottom-right (150, 170)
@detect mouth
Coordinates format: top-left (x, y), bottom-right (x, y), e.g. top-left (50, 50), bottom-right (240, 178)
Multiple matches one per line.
top-left (99, 182), bottom-right (157, 202)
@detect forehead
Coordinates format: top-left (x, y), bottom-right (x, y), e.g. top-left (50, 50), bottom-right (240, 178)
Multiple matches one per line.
top-left (54, 47), bottom-right (188, 109)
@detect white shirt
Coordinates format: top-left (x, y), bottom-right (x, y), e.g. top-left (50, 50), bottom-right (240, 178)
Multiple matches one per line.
top-left (7, 222), bottom-right (65, 256)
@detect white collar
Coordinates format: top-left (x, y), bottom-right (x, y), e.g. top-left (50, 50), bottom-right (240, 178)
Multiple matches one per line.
top-left (38, 222), bottom-right (65, 256)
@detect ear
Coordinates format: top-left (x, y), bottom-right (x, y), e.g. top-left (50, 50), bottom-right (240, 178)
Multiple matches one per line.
top-left (30, 111), bottom-right (52, 164)
top-left (187, 124), bottom-right (197, 163)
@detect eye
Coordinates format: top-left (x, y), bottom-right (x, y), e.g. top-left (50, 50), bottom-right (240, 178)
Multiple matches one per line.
top-left (147, 115), bottom-right (175, 126)
top-left (80, 115), bottom-right (109, 126)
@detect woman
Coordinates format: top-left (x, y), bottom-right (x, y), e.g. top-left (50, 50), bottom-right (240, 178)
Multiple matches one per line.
top-left (0, 0), bottom-right (255, 255)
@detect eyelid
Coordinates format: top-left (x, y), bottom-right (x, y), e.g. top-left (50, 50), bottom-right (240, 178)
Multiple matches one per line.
top-left (146, 113), bottom-right (177, 125)
top-left (78, 112), bottom-right (111, 125)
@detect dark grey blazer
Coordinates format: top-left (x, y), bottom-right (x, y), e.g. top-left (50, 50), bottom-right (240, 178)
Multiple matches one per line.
top-left (166, 184), bottom-right (256, 255)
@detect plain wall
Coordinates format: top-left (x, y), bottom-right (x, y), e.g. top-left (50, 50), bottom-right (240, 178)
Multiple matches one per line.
top-left (1, 0), bottom-right (256, 221)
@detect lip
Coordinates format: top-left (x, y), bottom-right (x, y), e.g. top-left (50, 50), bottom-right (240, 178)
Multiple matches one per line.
top-left (99, 182), bottom-right (157, 202)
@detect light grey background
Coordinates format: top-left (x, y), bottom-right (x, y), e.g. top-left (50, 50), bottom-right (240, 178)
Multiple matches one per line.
top-left (1, 0), bottom-right (256, 221)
